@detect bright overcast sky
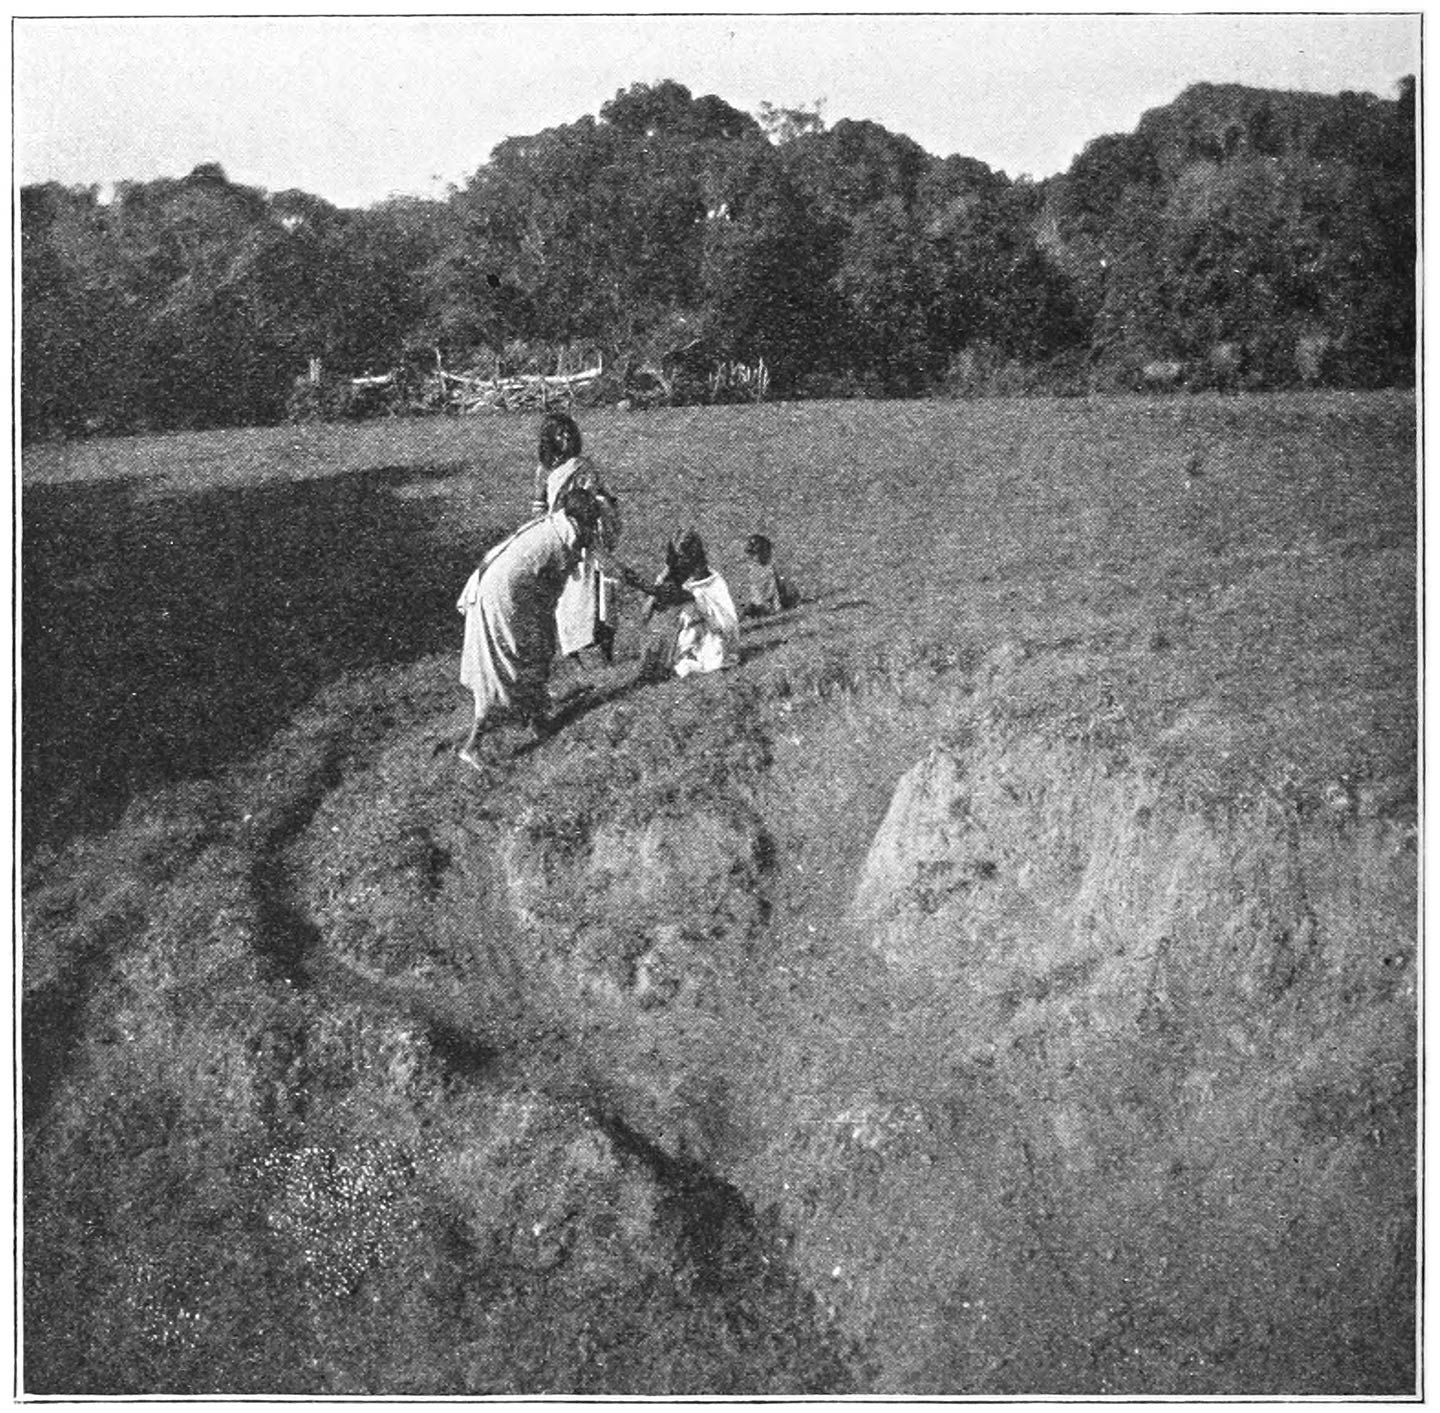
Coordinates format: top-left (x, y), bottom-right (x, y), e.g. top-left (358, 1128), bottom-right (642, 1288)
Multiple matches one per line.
top-left (14, 12), bottom-right (1421, 208)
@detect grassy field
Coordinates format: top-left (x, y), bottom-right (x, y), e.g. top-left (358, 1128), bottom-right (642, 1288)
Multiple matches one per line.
top-left (22, 393), bottom-right (1416, 1393)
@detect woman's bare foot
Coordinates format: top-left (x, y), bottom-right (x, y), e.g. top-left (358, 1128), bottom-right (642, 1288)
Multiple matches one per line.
top-left (457, 746), bottom-right (484, 773)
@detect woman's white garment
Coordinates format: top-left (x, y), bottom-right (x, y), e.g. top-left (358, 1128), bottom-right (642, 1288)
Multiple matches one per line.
top-left (541, 456), bottom-right (623, 655)
top-left (673, 571), bottom-right (741, 677)
top-left (457, 512), bottom-right (578, 725)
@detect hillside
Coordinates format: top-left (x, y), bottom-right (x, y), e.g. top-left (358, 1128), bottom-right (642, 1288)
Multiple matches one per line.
top-left (22, 393), bottom-right (1417, 1393)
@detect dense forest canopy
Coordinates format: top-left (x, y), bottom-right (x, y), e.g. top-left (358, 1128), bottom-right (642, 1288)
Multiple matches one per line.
top-left (20, 75), bottom-right (1415, 438)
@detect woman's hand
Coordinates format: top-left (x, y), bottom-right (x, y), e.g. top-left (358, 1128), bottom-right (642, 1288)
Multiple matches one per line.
top-left (616, 563), bottom-right (656, 593)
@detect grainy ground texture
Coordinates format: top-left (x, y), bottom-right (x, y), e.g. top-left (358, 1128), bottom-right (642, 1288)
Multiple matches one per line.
top-left (22, 392), bottom-right (1416, 1394)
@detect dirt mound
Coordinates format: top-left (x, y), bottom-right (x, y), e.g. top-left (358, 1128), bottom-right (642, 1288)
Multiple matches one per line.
top-left (775, 678), bottom-right (1417, 1392)
top-left (505, 804), bottom-right (771, 1007)
top-left (22, 664), bottom-right (858, 1395)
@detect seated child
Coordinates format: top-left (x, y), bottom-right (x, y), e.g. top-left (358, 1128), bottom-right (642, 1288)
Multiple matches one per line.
top-left (627, 530), bottom-right (740, 678)
top-left (741, 533), bottom-right (798, 618)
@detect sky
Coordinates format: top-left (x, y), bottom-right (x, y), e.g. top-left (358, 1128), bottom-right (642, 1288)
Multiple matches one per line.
top-left (13, 12), bottom-right (1421, 209)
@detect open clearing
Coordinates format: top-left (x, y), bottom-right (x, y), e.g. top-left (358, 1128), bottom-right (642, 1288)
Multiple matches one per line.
top-left (22, 393), bottom-right (1416, 1394)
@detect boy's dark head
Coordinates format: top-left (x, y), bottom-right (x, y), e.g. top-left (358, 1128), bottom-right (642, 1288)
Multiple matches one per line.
top-left (538, 412), bottom-right (583, 470)
top-left (744, 533), bottom-right (773, 565)
top-left (667, 529), bottom-right (709, 584)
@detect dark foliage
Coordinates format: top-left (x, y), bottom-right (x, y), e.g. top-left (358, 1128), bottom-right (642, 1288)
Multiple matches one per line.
top-left (20, 77), bottom-right (1415, 439)
top-left (1057, 79), bottom-right (1416, 388)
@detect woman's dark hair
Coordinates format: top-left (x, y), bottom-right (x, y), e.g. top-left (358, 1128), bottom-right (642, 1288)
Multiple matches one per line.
top-left (538, 412), bottom-right (583, 470)
top-left (559, 486), bottom-right (603, 540)
top-left (744, 533), bottom-right (773, 564)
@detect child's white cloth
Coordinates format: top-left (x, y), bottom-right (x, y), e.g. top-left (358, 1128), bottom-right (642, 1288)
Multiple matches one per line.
top-left (536, 455), bottom-right (623, 655)
top-left (673, 571), bottom-right (741, 677)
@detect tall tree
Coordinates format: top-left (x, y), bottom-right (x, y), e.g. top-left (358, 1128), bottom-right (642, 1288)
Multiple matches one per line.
top-left (700, 157), bottom-right (843, 391)
top-left (21, 183), bottom-right (138, 437)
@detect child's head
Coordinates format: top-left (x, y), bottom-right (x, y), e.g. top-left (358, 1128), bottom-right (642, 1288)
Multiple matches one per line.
top-left (667, 529), bottom-right (709, 584)
top-left (538, 412), bottom-right (583, 470)
top-left (744, 533), bottom-right (773, 566)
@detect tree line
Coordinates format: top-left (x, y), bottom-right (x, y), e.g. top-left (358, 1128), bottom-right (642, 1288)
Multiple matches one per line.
top-left (21, 76), bottom-right (1415, 439)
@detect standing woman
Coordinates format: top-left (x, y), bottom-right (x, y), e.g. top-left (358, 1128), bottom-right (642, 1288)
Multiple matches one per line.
top-left (456, 488), bottom-right (604, 767)
top-left (531, 412), bottom-right (623, 662)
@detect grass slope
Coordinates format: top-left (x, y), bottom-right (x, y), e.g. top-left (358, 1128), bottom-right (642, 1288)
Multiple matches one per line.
top-left (22, 393), bottom-right (1416, 1393)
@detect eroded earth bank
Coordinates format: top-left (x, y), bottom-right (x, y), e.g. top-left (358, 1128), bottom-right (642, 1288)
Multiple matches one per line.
top-left (23, 397), bottom-right (1416, 1393)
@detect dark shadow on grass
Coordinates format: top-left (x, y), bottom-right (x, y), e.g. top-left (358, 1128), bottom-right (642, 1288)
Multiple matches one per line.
top-left (23, 464), bottom-right (502, 857)
top-left (506, 677), bottom-right (642, 760)
top-left (739, 607), bottom-right (807, 634)
top-left (507, 629), bottom-right (824, 760)
top-left (740, 631), bottom-right (819, 666)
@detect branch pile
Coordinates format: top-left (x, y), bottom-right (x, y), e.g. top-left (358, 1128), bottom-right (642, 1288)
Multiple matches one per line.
top-left (440, 360), bottom-right (604, 414)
